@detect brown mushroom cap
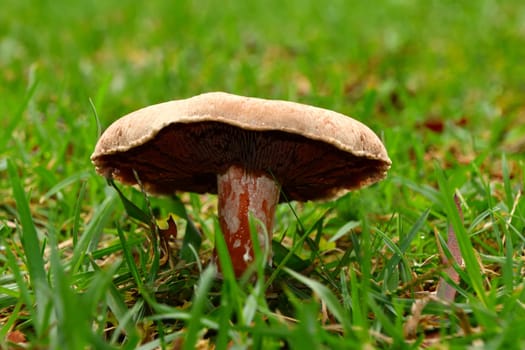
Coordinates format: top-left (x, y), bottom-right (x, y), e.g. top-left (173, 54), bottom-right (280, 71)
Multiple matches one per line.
top-left (91, 92), bottom-right (391, 201)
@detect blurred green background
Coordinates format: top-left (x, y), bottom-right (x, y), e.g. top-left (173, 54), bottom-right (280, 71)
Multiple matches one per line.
top-left (3, 0), bottom-right (524, 201)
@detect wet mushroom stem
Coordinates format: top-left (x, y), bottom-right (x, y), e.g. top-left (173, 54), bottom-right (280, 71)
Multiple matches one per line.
top-left (216, 165), bottom-right (280, 277)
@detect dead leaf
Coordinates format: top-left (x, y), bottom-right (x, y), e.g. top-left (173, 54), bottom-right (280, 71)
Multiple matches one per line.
top-left (158, 215), bottom-right (178, 266)
top-left (6, 330), bottom-right (26, 344)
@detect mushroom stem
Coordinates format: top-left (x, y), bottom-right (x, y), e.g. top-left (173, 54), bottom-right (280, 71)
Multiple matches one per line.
top-left (216, 165), bottom-right (280, 277)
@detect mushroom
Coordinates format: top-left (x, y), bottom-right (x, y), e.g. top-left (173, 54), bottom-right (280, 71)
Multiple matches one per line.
top-left (91, 92), bottom-right (391, 277)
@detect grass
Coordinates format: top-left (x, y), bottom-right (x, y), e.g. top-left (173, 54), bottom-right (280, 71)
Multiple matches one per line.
top-left (1, 0), bottom-right (525, 348)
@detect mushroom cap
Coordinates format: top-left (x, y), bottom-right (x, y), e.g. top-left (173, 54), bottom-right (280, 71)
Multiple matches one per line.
top-left (91, 92), bottom-right (391, 201)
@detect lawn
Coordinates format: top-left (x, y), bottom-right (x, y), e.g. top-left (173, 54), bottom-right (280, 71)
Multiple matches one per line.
top-left (1, 0), bottom-right (525, 348)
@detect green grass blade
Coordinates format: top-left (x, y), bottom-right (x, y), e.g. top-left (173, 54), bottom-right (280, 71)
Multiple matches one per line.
top-left (367, 295), bottom-right (404, 345)
top-left (47, 220), bottom-right (90, 349)
top-left (0, 300), bottom-right (23, 341)
top-left (40, 170), bottom-right (90, 202)
top-left (7, 159), bottom-right (46, 287)
top-left (435, 165), bottom-right (487, 306)
top-left (215, 282), bottom-right (234, 349)
top-left (285, 268), bottom-right (352, 334)
top-left (116, 223), bottom-right (144, 291)
top-left (501, 153), bottom-right (513, 211)
top-left (329, 220), bottom-right (361, 243)
top-left (72, 181), bottom-right (87, 246)
top-left (501, 221), bottom-right (515, 294)
top-left (266, 215), bottom-right (321, 288)
top-left (1, 79), bottom-right (38, 151)
top-left (7, 159), bottom-right (49, 335)
top-left (183, 265), bottom-right (215, 350)
top-left (381, 209), bottom-right (429, 291)
top-left (170, 195), bottom-right (202, 262)
top-left (108, 178), bottom-right (151, 225)
top-left (213, 218), bottom-right (235, 282)
top-left (71, 189), bottom-right (118, 273)
top-left (104, 282), bottom-right (141, 347)
top-left (349, 268), bottom-right (366, 335)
